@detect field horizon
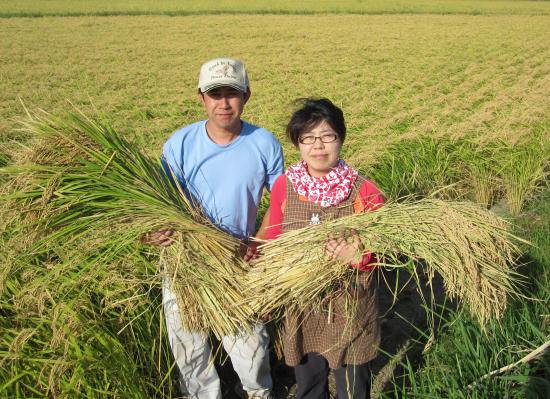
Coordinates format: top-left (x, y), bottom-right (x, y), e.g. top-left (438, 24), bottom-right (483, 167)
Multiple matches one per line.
top-left (1, 0), bottom-right (550, 18)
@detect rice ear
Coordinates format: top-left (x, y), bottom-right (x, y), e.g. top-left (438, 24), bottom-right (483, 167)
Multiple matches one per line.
top-left (247, 199), bottom-right (524, 326)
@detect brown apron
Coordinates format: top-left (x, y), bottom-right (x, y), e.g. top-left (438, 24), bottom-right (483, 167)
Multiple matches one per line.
top-left (282, 175), bottom-right (380, 369)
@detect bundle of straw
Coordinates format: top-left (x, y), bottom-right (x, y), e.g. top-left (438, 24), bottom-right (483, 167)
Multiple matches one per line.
top-left (2, 109), bottom-right (255, 338)
top-left (247, 200), bottom-right (524, 325)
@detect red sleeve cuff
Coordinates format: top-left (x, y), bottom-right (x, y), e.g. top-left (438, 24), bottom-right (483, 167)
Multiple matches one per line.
top-left (351, 252), bottom-right (376, 272)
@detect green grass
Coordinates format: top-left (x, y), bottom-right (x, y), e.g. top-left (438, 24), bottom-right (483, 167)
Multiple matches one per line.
top-left (1, 0), bottom-right (549, 18)
top-left (500, 138), bottom-right (549, 215)
top-left (0, 151), bottom-right (8, 168)
top-left (361, 132), bottom-right (549, 212)
top-left (0, 229), bottom-right (177, 397)
top-left (363, 136), bottom-right (465, 200)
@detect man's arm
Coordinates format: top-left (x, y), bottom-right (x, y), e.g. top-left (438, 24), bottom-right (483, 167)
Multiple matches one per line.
top-left (243, 208), bottom-right (270, 262)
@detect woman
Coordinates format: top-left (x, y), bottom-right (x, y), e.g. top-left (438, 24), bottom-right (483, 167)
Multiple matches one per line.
top-left (264, 98), bottom-right (384, 399)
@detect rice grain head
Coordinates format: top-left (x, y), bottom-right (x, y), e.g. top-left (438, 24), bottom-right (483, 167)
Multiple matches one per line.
top-left (248, 199), bottom-right (524, 326)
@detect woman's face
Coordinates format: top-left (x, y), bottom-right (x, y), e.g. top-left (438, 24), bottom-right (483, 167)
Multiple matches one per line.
top-left (298, 120), bottom-right (342, 177)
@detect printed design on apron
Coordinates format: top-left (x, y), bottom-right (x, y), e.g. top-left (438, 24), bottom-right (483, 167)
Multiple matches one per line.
top-left (309, 213), bottom-right (320, 225)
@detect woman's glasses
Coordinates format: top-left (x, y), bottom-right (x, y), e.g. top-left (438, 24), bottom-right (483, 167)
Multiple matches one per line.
top-left (298, 133), bottom-right (339, 145)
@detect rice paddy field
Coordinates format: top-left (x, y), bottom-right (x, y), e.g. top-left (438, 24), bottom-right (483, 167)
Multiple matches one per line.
top-left (1, 1), bottom-right (549, 398)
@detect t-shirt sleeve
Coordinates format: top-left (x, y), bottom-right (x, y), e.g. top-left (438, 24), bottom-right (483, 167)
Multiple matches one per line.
top-left (265, 175), bottom-right (286, 240)
top-left (264, 140), bottom-right (284, 192)
top-left (162, 134), bottom-right (186, 188)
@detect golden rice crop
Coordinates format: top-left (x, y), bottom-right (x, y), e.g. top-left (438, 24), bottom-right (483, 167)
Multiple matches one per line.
top-left (247, 199), bottom-right (525, 325)
top-left (1, 14), bottom-right (548, 157)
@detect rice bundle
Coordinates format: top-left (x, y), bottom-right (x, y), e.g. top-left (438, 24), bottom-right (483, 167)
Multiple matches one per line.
top-left (247, 200), bottom-right (524, 325)
top-left (2, 109), bottom-right (255, 338)
top-left (160, 232), bottom-right (254, 337)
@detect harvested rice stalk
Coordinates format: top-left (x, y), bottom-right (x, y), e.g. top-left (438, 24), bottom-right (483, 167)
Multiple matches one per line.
top-left (161, 232), bottom-right (255, 337)
top-left (248, 199), bottom-right (525, 325)
top-left (2, 109), bottom-right (256, 337)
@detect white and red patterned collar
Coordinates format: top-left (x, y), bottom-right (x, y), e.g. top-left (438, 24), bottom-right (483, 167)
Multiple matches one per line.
top-left (285, 160), bottom-right (359, 207)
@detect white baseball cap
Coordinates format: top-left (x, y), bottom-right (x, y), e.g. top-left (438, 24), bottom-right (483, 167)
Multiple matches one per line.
top-left (198, 57), bottom-right (249, 93)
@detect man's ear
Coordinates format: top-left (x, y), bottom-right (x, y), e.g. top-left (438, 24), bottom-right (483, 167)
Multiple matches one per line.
top-left (197, 90), bottom-right (205, 106)
top-left (243, 88), bottom-right (251, 105)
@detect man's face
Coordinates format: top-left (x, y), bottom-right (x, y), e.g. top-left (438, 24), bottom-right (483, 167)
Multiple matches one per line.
top-left (198, 86), bottom-right (250, 132)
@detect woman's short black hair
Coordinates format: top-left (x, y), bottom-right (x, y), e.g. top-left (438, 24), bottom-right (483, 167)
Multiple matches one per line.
top-left (286, 98), bottom-right (346, 147)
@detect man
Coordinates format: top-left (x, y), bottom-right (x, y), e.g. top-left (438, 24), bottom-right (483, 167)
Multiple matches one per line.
top-left (150, 58), bottom-right (283, 399)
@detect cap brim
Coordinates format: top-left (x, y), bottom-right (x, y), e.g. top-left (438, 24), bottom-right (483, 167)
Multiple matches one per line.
top-left (200, 82), bottom-right (247, 93)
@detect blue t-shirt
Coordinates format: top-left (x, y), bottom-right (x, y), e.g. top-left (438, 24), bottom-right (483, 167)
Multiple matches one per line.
top-left (162, 120), bottom-right (284, 239)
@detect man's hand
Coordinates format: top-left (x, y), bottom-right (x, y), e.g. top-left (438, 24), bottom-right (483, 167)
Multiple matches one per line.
top-left (324, 229), bottom-right (364, 264)
top-left (242, 208), bottom-right (271, 263)
top-left (242, 240), bottom-right (261, 263)
top-left (141, 229), bottom-right (175, 247)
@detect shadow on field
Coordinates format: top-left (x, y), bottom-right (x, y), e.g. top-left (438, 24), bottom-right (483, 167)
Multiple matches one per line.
top-left (370, 267), bottom-right (454, 398)
top-left (525, 349), bottom-right (550, 399)
top-left (189, 268), bottom-right (454, 399)
top-left (214, 332), bottom-right (296, 398)
top-left (514, 254), bottom-right (550, 399)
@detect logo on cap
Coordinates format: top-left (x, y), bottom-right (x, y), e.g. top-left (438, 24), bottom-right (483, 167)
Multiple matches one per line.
top-left (215, 64), bottom-right (233, 78)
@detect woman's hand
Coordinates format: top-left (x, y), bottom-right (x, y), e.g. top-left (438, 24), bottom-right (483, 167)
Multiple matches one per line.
top-left (260, 312), bottom-right (272, 322)
top-left (140, 229), bottom-right (175, 247)
top-left (324, 229), bottom-right (364, 264)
